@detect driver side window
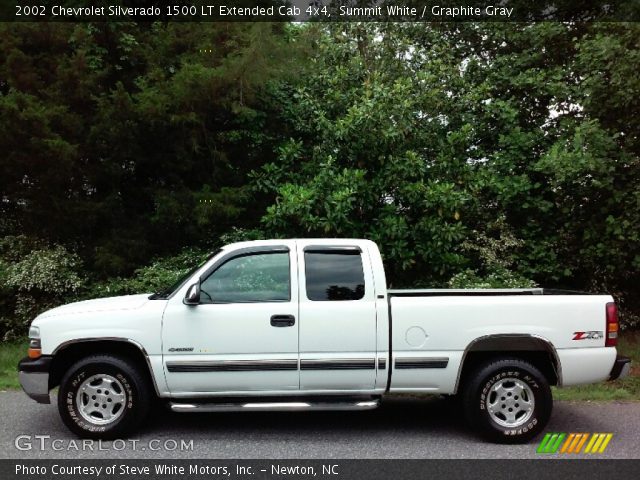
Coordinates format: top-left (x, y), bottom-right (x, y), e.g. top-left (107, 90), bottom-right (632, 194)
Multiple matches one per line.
top-left (199, 252), bottom-right (290, 304)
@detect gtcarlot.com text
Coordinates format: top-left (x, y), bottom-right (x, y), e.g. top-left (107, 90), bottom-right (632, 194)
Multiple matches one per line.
top-left (14, 435), bottom-right (194, 452)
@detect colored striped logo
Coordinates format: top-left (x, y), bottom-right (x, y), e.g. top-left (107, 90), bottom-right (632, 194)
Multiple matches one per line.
top-left (537, 433), bottom-right (613, 454)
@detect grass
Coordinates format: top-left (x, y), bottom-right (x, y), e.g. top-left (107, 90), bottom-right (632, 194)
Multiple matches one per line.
top-left (0, 340), bottom-right (26, 390)
top-left (1, 334), bottom-right (639, 400)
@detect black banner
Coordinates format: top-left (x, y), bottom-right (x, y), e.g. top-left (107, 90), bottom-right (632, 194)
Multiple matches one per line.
top-left (2, 459), bottom-right (640, 480)
top-left (3, 0), bottom-right (640, 23)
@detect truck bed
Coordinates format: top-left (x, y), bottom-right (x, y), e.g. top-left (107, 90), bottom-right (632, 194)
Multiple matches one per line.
top-left (386, 289), bottom-right (614, 393)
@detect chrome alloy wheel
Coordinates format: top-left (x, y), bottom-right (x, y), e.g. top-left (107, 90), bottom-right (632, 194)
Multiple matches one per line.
top-left (75, 374), bottom-right (127, 425)
top-left (486, 377), bottom-right (535, 428)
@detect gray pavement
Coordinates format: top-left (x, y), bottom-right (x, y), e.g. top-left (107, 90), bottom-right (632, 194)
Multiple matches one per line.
top-left (1, 391), bottom-right (638, 459)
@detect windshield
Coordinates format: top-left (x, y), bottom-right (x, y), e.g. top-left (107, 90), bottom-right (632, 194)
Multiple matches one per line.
top-left (148, 249), bottom-right (222, 300)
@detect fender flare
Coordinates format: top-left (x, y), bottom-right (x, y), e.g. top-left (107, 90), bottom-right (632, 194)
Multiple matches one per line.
top-left (453, 333), bottom-right (562, 394)
top-left (51, 337), bottom-right (162, 396)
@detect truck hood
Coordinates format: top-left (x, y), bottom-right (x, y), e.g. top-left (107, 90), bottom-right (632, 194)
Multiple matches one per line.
top-left (37, 294), bottom-right (153, 319)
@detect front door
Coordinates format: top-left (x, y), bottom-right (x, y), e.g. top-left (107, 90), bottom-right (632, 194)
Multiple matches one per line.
top-left (162, 245), bottom-right (299, 394)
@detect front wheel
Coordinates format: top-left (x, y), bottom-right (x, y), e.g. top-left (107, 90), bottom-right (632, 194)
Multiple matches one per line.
top-left (58, 355), bottom-right (151, 439)
top-left (462, 358), bottom-right (552, 443)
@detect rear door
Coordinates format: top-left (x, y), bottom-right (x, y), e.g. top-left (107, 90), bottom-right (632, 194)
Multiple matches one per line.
top-left (297, 243), bottom-right (378, 391)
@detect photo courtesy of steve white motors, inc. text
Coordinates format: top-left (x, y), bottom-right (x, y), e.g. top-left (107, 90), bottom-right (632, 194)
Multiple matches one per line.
top-left (14, 463), bottom-right (336, 477)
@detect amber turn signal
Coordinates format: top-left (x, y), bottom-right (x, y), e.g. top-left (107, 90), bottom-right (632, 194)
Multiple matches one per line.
top-left (27, 347), bottom-right (41, 359)
top-left (27, 337), bottom-right (41, 358)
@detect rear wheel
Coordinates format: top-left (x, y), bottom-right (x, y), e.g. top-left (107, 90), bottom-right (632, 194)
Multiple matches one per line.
top-left (462, 358), bottom-right (552, 443)
top-left (58, 355), bottom-right (151, 439)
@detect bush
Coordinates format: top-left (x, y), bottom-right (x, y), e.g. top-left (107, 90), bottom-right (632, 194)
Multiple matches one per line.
top-left (448, 268), bottom-right (537, 289)
top-left (447, 217), bottom-right (537, 289)
top-left (4, 245), bottom-right (83, 294)
top-left (0, 238), bottom-right (217, 339)
top-left (0, 237), bottom-right (84, 340)
top-left (87, 247), bottom-right (211, 298)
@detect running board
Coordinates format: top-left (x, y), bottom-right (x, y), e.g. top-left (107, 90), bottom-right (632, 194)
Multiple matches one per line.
top-left (170, 399), bottom-right (379, 413)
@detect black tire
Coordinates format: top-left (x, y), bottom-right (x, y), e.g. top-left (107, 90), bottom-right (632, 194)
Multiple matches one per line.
top-left (462, 358), bottom-right (552, 444)
top-left (57, 354), bottom-right (151, 439)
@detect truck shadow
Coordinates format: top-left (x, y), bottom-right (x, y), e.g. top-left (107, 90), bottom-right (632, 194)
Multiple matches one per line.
top-left (149, 396), bottom-right (472, 438)
top-left (8, 392), bottom-right (622, 457)
top-left (20, 393), bottom-right (606, 448)
top-left (145, 397), bottom-right (608, 445)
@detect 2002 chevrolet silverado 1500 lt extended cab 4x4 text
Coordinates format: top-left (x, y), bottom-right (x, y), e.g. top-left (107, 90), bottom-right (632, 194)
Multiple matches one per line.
top-left (18, 239), bottom-right (631, 442)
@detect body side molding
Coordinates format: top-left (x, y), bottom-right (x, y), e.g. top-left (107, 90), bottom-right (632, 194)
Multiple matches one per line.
top-left (394, 357), bottom-right (449, 369)
top-left (300, 359), bottom-right (376, 370)
top-left (166, 359), bottom-right (298, 372)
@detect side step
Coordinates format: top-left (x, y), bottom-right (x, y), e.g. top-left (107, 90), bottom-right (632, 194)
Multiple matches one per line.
top-left (170, 399), bottom-right (379, 413)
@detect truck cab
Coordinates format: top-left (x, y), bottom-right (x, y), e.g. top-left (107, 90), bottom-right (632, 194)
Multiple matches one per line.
top-left (161, 239), bottom-right (388, 396)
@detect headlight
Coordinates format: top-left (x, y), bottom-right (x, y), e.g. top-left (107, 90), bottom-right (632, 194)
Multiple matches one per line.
top-left (28, 325), bottom-right (41, 359)
top-left (28, 325), bottom-right (40, 339)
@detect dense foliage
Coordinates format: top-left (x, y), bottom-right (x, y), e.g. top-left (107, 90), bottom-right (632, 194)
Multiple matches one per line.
top-left (256, 22), bottom-right (640, 322)
top-left (1, 21), bottom-right (639, 338)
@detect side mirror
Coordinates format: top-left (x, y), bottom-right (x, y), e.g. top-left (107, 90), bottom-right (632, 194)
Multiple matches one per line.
top-left (183, 283), bottom-right (201, 305)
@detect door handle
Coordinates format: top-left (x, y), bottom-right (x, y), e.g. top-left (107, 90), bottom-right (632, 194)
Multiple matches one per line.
top-left (270, 314), bottom-right (295, 327)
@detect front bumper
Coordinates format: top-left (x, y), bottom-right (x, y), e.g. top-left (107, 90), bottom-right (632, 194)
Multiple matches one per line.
top-left (18, 356), bottom-right (52, 404)
top-left (609, 355), bottom-right (631, 381)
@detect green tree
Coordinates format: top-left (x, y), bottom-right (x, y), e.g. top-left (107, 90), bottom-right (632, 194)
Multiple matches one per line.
top-left (256, 22), bottom-right (640, 327)
top-left (0, 21), bottom-right (298, 276)
top-left (255, 24), bottom-right (474, 286)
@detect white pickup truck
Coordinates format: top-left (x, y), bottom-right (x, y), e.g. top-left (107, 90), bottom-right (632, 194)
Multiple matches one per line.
top-left (19, 239), bottom-right (630, 443)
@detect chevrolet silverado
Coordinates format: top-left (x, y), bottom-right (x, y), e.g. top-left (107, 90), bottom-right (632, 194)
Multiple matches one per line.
top-left (18, 239), bottom-right (630, 442)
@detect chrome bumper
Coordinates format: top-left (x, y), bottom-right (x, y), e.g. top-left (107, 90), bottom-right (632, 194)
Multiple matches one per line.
top-left (18, 356), bottom-right (52, 404)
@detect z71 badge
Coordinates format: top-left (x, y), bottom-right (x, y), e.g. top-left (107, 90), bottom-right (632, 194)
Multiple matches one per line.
top-left (572, 331), bottom-right (604, 340)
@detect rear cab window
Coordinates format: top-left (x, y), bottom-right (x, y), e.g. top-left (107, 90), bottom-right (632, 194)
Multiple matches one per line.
top-left (304, 249), bottom-right (365, 301)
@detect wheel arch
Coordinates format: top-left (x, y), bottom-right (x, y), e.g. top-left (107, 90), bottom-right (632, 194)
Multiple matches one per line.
top-left (453, 334), bottom-right (562, 394)
top-left (49, 338), bottom-right (160, 396)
